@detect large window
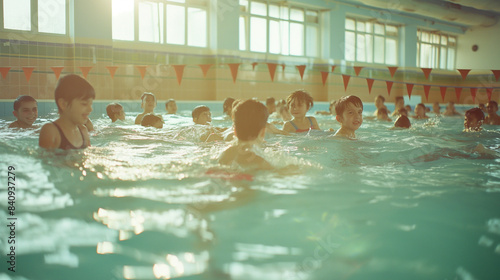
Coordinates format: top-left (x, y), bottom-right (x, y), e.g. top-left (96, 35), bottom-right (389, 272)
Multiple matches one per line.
top-left (112, 0), bottom-right (208, 48)
top-left (2, 0), bottom-right (67, 34)
top-left (417, 29), bottom-right (456, 70)
top-left (345, 17), bottom-right (398, 65)
top-left (239, 0), bottom-right (320, 57)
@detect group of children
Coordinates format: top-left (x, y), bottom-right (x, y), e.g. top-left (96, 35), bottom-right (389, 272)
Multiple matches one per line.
top-left (6, 74), bottom-right (500, 169)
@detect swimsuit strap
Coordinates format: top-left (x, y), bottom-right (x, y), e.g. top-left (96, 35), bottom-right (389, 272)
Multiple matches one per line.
top-left (289, 121), bottom-right (299, 130)
top-left (52, 122), bottom-right (86, 150)
top-left (307, 117), bottom-right (314, 128)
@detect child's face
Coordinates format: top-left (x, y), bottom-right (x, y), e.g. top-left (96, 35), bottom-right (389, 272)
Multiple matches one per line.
top-left (464, 115), bottom-right (482, 131)
top-left (142, 95), bottom-right (156, 111)
top-left (166, 102), bottom-right (177, 114)
top-left (395, 99), bottom-right (404, 108)
top-left (415, 105), bottom-right (425, 117)
top-left (375, 97), bottom-right (384, 108)
top-left (13, 101), bottom-right (38, 127)
top-left (338, 103), bottom-right (363, 131)
top-left (68, 98), bottom-right (93, 125)
top-left (195, 110), bottom-right (211, 125)
top-left (486, 103), bottom-right (498, 114)
top-left (289, 99), bottom-right (308, 118)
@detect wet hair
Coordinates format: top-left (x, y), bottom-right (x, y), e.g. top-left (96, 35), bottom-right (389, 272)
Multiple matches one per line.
top-left (141, 113), bottom-right (162, 127)
top-left (141, 92), bottom-right (156, 103)
top-left (233, 99), bottom-right (269, 141)
top-left (375, 95), bottom-right (385, 102)
top-left (106, 103), bottom-right (123, 122)
top-left (192, 105), bottom-right (210, 120)
top-left (465, 107), bottom-right (485, 121)
top-left (377, 107), bottom-right (389, 116)
top-left (165, 99), bottom-right (176, 106)
top-left (55, 74), bottom-right (95, 112)
top-left (286, 90), bottom-right (314, 110)
top-left (223, 97), bottom-right (235, 116)
top-left (394, 115), bottom-right (411, 128)
top-left (487, 101), bottom-right (498, 109)
top-left (416, 103), bottom-right (426, 111)
top-left (335, 95), bottom-right (363, 117)
top-left (266, 97), bottom-right (276, 106)
top-left (398, 108), bottom-right (408, 116)
top-left (395, 96), bottom-right (404, 103)
top-left (13, 95), bottom-right (37, 111)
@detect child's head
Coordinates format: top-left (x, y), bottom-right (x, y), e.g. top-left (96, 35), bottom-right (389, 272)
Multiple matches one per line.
top-left (192, 105), bottom-right (211, 125)
top-left (377, 107), bottom-right (390, 120)
top-left (415, 103), bottom-right (426, 117)
top-left (405, 105), bottom-right (411, 113)
top-left (286, 90), bottom-right (314, 118)
top-left (394, 96), bottom-right (404, 109)
top-left (486, 101), bottom-right (498, 115)
top-left (165, 99), bottom-right (177, 114)
top-left (140, 92), bottom-right (157, 112)
top-left (446, 102), bottom-right (456, 110)
top-left (464, 107), bottom-right (484, 131)
top-left (106, 103), bottom-right (125, 122)
top-left (375, 95), bottom-right (385, 108)
top-left (141, 113), bottom-right (163, 128)
top-left (266, 97), bottom-right (276, 114)
top-left (278, 103), bottom-right (292, 121)
top-left (223, 97), bottom-right (235, 116)
top-left (394, 115), bottom-right (411, 128)
top-left (233, 99), bottom-right (269, 141)
top-left (55, 74), bottom-right (95, 124)
top-left (12, 95), bottom-right (38, 127)
top-left (398, 108), bottom-right (408, 116)
top-left (335, 95), bottom-right (363, 131)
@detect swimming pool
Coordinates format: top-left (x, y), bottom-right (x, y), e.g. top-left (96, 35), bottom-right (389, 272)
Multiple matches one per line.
top-left (1, 103), bottom-right (500, 280)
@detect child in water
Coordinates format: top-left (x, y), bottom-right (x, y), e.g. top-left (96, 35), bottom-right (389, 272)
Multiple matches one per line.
top-left (485, 101), bottom-right (500, 125)
top-left (413, 103), bottom-right (429, 119)
top-left (463, 107), bottom-right (484, 132)
top-left (8, 95), bottom-right (38, 129)
top-left (165, 99), bottom-right (178, 114)
top-left (39, 74), bottom-right (94, 150)
top-left (333, 95), bottom-right (363, 139)
top-left (106, 103), bottom-right (125, 122)
top-left (443, 102), bottom-right (461, 116)
top-left (141, 113), bottom-right (163, 128)
top-left (283, 90), bottom-right (320, 133)
top-left (135, 92), bottom-right (161, 124)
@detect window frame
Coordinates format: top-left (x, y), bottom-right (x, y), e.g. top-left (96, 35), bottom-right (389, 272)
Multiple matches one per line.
top-left (416, 29), bottom-right (457, 70)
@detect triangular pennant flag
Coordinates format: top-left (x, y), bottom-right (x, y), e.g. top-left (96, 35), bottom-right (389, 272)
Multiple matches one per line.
top-left (50, 66), bottom-right (64, 80)
top-left (173, 65), bottom-right (186, 85)
top-left (421, 68), bottom-right (432, 80)
top-left (457, 69), bottom-right (471, 80)
top-left (79, 66), bottom-right (93, 79)
top-left (388, 66), bottom-right (398, 77)
top-left (406, 83), bottom-right (414, 99)
top-left (492, 70), bottom-right (500, 81)
top-left (198, 64), bottom-right (212, 78)
top-left (252, 62), bottom-right (258, 70)
top-left (386, 81), bottom-right (393, 96)
top-left (486, 88), bottom-right (493, 101)
top-left (266, 63), bottom-right (278, 82)
top-left (321, 71), bottom-right (329, 86)
top-left (470, 88), bottom-right (477, 102)
top-left (281, 64), bottom-right (285, 71)
top-left (342, 75), bottom-right (351, 91)
top-left (454, 87), bottom-right (462, 101)
top-left (228, 63), bottom-right (241, 83)
top-left (440, 86), bottom-right (447, 101)
top-left (353, 66), bottom-right (363, 76)
top-left (135, 65), bottom-right (148, 80)
top-left (0, 67), bottom-right (11, 79)
top-left (106, 66), bottom-right (119, 79)
top-left (366, 78), bottom-right (374, 94)
top-left (296, 65), bottom-right (306, 80)
top-left (423, 85), bottom-right (431, 101)
top-left (22, 67), bottom-right (35, 83)
top-left (331, 65), bottom-right (336, 73)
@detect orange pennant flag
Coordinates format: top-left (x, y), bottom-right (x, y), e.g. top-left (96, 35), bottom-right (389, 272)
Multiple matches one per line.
top-left (173, 65), bottom-right (186, 85)
top-left (251, 62), bottom-right (258, 70)
top-left (296, 65), bottom-right (306, 80)
top-left (486, 88), bottom-right (494, 101)
top-left (457, 69), bottom-right (471, 80)
top-left (281, 64), bottom-right (286, 71)
top-left (388, 66), bottom-right (398, 77)
top-left (470, 88), bottom-right (477, 102)
top-left (51, 66), bottom-right (64, 80)
top-left (353, 66), bottom-right (363, 76)
top-left (228, 63), bottom-right (241, 83)
top-left (423, 85), bottom-right (431, 100)
top-left (421, 68), bottom-right (432, 80)
top-left (455, 87), bottom-right (462, 101)
top-left (406, 83), bottom-right (414, 99)
top-left (386, 81), bottom-right (393, 96)
top-left (492, 70), bottom-right (500, 81)
top-left (198, 64), bottom-right (212, 78)
top-left (440, 87), bottom-right (447, 101)
top-left (22, 67), bottom-right (35, 83)
top-left (321, 71), bottom-right (329, 86)
top-left (135, 65), bottom-right (148, 80)
top-left (331, 65), bottom-right (336, 73)
top-left (0, 67), bottom-right (11, 79)
top-left (267, 63), bottom-right (278, 82)
top-left (342, 75), bottom-right (351, 91)
top-left (366, 78), bottom-right (374, 94)
top-left (79, 66), bottom-right (93, 79)
top-left (106, 66), bottom-right (119, 79)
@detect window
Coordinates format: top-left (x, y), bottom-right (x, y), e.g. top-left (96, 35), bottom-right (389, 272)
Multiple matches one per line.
top-left (239, 0), bottom-right (320, 57)
top-left (345, 18), bottom-right (398, 65)
top-left (3, 0), bottom-right (66, 34)
top-left (417, 29), bottom-right (456, 70)
top-left (112, 0), bottom-right (208, 47)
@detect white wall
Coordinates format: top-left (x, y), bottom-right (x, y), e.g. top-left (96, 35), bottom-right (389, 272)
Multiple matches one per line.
top-left (456, 21), bottom-right (500, 69)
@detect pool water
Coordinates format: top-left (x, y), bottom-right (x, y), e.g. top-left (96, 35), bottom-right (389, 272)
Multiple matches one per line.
top-left (1, 106), bottom-right (500, 280)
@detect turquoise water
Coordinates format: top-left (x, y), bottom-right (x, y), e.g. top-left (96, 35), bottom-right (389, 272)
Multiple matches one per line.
top-left (1, 105), bottom-right (500, 280)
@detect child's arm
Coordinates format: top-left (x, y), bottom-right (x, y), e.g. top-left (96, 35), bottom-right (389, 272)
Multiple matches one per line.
top-left (266, 123), bottom-right (289, 135)
top-left (39, 123), bottom-right (60, 149)
top-left (310, 116), bottom-right (320, 130)
top-left (80, 125), bottom-right (91, 147)
top-left (282, 121), bottom-right (295, 133)
top-left (134, 114), bottom-right (143, 124)
top-left (84, 119), bottom-right (94, 132)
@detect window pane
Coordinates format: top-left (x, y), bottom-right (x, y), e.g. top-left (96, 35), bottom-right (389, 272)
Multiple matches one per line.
top-left (448, 36), bottom-right (456, 45)
top-left (365, 34), bottom-right (373, 63)
top-left (385, 38), bottom-right (397, 65)
top-left (239, 16), bottom-right (247, 51)
top-left (280, 20), bottom-right (289, 55)
top-left (269, 4), bottom-right (279, 18)
top-left (386, 25), bottom-right (398, 36)
top-left (166, 4), bottom-right (185, 45)
top-left (240, 0), bottom-right (248, 12)
top-left (440, 47), bottom-right (447, 69)
top-left (139, 1), bottom-right (162, 43)
top-left (356, 21), bottom-right (365, 32)
top-left (188, 7), bottom-right (207, 47)
top-left (290, 8), bottom-right (304, 22)
top-left (441, 35), bottom-right (447, 45)
top-left (374, 23), bottom-right (384, 35)
top-left (112, 0), bottom-right (134, 40)
top-left (168, 0), bottom-right (185, 3)
top-left (4, 0), bottom-right (31, 31)
top-left (356, 34), bottom-right (366, 61)
top-left (280, 6), bottom-right (289, 20)
top-left (345, 31), bottom-right (355, 61)
top-left (431, 34), bottom-right (439, 44)
top-left (269, 20), bottom-right (280, 54)
top-left (366, 22), bottom-right (372, 33)
top-left (420, 43), bottom-right (431, 67)
top-left (38, 0), bottom-right (66, 34)
top-left (290, 23), bottom-right (304, 55)
top-left (250, 17), bottom-right (266, 52)
top-left (345, 18), bottom-right (355, 30)
top-left (421, 31), bottom-right (429, 42)
top-left (250, 1), bottom-right (266, 16)
top-left (374, 36), bottom-right (384, 63)
top-left (306, 10), bottom-right (318, 23)
top-left (306, 25), bottom-right (318, 57)
top-left (447, 48), bottom-right (455, 70)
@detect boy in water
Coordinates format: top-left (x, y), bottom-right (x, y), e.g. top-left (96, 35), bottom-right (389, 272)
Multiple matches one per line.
top-left (485, 101), bottom-right (500, 125)
top-left (135, 92), bottom-right (161, 124)
top-left (333, 95), bottom-right (363, 139)
top-left (165, 99), bottom-right (178, 114)
top-left (443, 102), bottom-right (461, 116)
top-left (106, 103), bottom-right (125, 122)
top-left (219, 99), bottom-right (272, 169)
top-left (413, 103), bottom-right (429, 119)
top-left (374, 95), bottom-right (389, 116)
top-left (391, 96), bottom-right (405, 117)
top-left (377, 107), bottom-right (392, 121)
top-left (9, 95), bottom-right (38, 129)
top-left (39, 74), bottom-right (94, 150)
top-left (192, 105), bottom-right (226, 141)
top-left (463, 107), bottom-right (484, 132)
